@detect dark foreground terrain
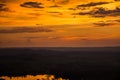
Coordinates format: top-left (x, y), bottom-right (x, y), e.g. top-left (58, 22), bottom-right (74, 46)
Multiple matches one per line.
top-left (0, 47), bottom-right (120, 80)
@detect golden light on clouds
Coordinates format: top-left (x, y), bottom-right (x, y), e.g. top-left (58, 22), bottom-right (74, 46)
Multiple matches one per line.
top-left (0, 0), bottom-right (120, 47)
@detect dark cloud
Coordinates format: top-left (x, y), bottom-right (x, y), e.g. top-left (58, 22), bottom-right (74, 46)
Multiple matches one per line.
top-left (68, 8), bottom-right (76, 10)
top-left (114, 0), bottom-right (120, 1)
top-left (20, 2), bottom-right (44, 8)
top-left (93, 22), bottom-right (114, 27)
top-left (105, 19), bottom-right (120, 23)
top-left (0, 3), bottom-right (5, 8)
top-left (0, 27), bottom-right (53, 34)
top-left (97, 19), bottom-right (120, 24)
top-left (115, 19), bottom-right (120, 22)
top-left (0, 3), bottom-right (10, 12)
top-left (77, 2), bottom-right (110, 8)
top-left (0, 0), bottom-right (17, 3)
top-left (0, 0), bottom-right (8, 3)
top-left (78, 7), bottom-right (120, 17)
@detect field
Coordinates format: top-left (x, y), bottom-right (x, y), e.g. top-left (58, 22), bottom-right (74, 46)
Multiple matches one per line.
top-left (0, 47), bottom-right (120, 80)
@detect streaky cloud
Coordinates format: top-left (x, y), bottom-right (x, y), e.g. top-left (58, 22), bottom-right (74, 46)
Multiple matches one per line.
top-left (0, 3), bottom-right (10, 12)
top-left (0, 27), bottom-right (53, 34)
top-left (77, 2), bottom-right (110, 8)
top-left (48, 4), bottom-right (61, 8)
top-left (115, 19), bottom-right (120, 22)
top-left (114, 0), bottom-right (120, 1)
top-left (78, 7), bottom-right (120, 17)
top-left (0, 0), bottom-right (18, 3)
top-left (20, 2), bottom-right (44, 8)
top-left (93, 22), bottom-right (114, 27)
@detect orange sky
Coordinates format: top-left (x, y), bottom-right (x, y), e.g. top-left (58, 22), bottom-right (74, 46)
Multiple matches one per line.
top-left (0, 0), bottom-right (120, 47)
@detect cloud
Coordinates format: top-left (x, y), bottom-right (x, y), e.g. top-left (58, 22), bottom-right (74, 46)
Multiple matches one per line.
top-left (47, 11), bottom-right (62, 15)
top-left (115, 19), bottom-right (120, 22)
top-left (48, 36), bottom-right (87, 41)
top-left (78, 7), bottom-right (120, 17)
top-left (0, 0), bottom-right (5, 3)
top-left (77, 2), bottom-right (110, 8)
top-left (28, 13), bottom-right (41, 16)
top-left (93, 19), bottom-right (120, 27)
top-left (105, 19), bottom-right (120, 23)
top-left (0, 3), bottom-right (10, 12)
top-left (114, 0), bottom-right (120, 1)
top-left (25, 37), bottom-right (41, 43)
top-left (0, 0), bottom-right (18, 3)
top-left (20, 2), bottom-right (44, 8)
top-left (57, 0), bottom-right (69, 4)
top-left (47, 11), bottom-right (61, 13)
top-left (27, 36), bottom-right (41, 39)
top-left (101, 19), bottom-right (120, 23)
top-left (0, 27), bottom-right (53, 34)
top-left (68, 8), bottom-right (76, 10)
top-left (47, 0), bottom-right (69, 4)
top-left (0, 0), bottom-right (8, 3)
top-left (48, 4), bottom-right (61, 8)
top-left (0, 3), bottom-right (5, 8)
top-left (93, 22), bottom-right (114, 27)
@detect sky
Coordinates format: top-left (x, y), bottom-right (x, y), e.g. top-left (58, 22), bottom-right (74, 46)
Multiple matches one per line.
top-left (0, 0), bottom-right (120, 47)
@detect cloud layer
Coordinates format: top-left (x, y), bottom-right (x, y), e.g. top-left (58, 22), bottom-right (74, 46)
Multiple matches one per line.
top-left (78, 7), bottom-right (120, 17)
top-left (0, 27), bottom-right (53, 34)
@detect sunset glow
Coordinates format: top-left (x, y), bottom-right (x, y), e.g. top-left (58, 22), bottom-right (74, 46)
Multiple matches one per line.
top-left (0, 0), bottom-right (120, 47)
